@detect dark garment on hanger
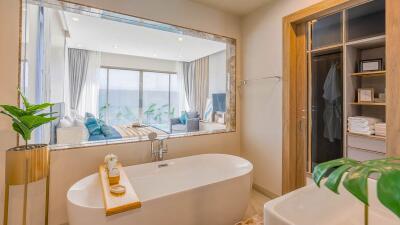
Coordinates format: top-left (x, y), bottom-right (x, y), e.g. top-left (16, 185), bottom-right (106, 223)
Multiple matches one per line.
top-left (323, 63), bottom-right (342, 142)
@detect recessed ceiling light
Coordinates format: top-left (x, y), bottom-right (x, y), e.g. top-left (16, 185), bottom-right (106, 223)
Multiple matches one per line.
top-left (153, 53), bottom-right (158, 57)
top-left (72, 17), bottom-right (79, 22)
top-left (77, 44), bottom-right (82, 48)
top-left (178, 37), bottom-right (183, 42)
top-left (113, 44), bottom-right (118, 49)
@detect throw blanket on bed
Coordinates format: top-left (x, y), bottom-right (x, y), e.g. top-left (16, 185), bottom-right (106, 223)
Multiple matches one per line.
top-left (113, 125), bottom-right (167, 139)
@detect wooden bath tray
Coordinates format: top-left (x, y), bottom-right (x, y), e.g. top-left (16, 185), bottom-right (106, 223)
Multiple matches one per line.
top-left (99, 163), bottom-right (141, 216)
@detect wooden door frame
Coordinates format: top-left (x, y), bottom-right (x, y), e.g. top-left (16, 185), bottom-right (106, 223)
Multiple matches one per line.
top-left (281, 0), bottom-right (373, 194)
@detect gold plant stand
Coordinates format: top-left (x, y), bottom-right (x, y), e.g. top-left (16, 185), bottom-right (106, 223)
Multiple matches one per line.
top-left (3, 145), bottom-right (50, 225)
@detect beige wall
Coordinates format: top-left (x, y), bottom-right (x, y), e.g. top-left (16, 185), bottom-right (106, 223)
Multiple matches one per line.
top-left (101, 52), bottom-right (178, 73)
top-left (240, 0), bottom-right (322, 196)
top-left (0, 0), bottom-right (241, 225)
top-left (0, 0), bottom-right (20, 223)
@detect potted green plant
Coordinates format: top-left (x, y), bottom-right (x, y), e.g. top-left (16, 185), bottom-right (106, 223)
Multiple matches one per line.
top-left (0, 89), bottom-right (57, 150)
top-left (313, 158), bottom-right (400, 225)
top-left (1, 89), bottom-right (57, 225)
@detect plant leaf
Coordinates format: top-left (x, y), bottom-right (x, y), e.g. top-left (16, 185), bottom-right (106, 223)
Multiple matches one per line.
top-left (27, 103), bottom-right (54, 114)
top-left (343, 166), bottom-right (376, 205)
top-left (36, 112), bottom-right (57, 117)
top-left (12, 119), bottom-right (32, 141)
top-left (377, 169), bottom-right (400, 217)
top-left (18, 88), bottom-right (31, 109)
top-left (0, 105), bottom-right (30, 117)
top-left (19, 115), bottom-right (56, 129)
top-left (313, 158), bottom-right (357, 187)
top-left (325, 164), bottom-right (354, 194)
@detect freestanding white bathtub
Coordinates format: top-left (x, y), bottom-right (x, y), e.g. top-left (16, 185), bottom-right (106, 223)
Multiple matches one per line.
top-left (67, 154), bottom-right (253, 225)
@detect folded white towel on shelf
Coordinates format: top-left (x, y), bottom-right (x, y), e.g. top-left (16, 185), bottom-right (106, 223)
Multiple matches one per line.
top-left (349, 127), bottom-right (374, 133)
top-left (348, 116), bottom-right (382, 125)
top-left (374, 123), bottom-right (386, 136)
top-left (347, 116), bottom-right (383, 136)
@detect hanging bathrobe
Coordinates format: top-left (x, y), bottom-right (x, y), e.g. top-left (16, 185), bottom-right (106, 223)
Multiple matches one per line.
top-left (322, 63), bottom-right (342, 142)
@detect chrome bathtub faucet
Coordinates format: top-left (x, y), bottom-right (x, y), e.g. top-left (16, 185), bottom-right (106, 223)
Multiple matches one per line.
top-left (148, 132), bottom-right (169, 162)
top-left (157, 138), bottom-right (168, 161)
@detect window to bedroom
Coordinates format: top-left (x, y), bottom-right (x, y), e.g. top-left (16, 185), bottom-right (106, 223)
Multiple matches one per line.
top-left (99, 68), bottom-right (180, 132)
top-left (20, 0), bottom-right (236, 148)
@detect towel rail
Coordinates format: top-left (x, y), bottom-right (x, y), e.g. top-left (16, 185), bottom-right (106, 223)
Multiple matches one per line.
top-left (239, 75), bottom-right (281, 87)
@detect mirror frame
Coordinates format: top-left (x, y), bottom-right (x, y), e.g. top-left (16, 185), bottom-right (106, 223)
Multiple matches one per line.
top-left (20, 0), bottom-right (237, 150)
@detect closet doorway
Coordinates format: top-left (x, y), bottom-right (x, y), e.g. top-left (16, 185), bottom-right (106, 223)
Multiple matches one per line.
top-left (282, 0), bottom-right (400, 194)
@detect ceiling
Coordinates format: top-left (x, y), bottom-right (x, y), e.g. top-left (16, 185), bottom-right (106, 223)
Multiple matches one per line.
top-left (190, 0), bottom-right (272, 16)
top-left (64, 12), bottom-right (226, 62)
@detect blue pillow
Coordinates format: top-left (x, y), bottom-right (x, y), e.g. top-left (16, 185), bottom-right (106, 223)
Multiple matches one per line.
top-left (85, 112), bottom-right (95, 118)
top-left (179, 111), bottom-right (188, 124)
top-left (101, 124), bottom-right (114, 137)
top-left (85, 117), bottom-right (102, 135)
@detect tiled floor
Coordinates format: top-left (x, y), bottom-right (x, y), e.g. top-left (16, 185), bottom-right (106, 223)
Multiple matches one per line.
top-left (244, 189), bottom-right (271, 219)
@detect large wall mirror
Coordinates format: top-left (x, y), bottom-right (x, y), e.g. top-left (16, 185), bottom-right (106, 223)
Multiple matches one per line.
top-left (20, 0), bottom-right (236, 149)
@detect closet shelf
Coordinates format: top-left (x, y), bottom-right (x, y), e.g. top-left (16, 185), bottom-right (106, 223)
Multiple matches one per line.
top-left (350, 102), bottom-right (386, 106)
top-left (309, 43), bottom-right (343, 54)
top-left (351, 70), bottom-right (385, 77)
top-left (347, 132), bottom-right (386, 141)
top-left (346, 35), bottom-right (386, 49)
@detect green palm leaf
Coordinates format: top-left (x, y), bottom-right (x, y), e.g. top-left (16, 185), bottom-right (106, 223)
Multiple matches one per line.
top-left (18, 88), bottom-right (31, 109)
top-left (12, 118), bottom-right (32, 140)
top-left (27, 102), bottom-right (54, 114)
top-left (313, 157), bottom-right (400, 218)
top-left (0, 105), bottom-right (29, 117)
top-left (20, 115), bottom-right (56, 129)
top-left (0, 88), bottom-right (58, 147)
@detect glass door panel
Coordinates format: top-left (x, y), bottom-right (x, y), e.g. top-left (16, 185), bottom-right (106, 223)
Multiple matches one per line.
top-left (346, 0), bottom-right (385, 41)
top-left (107, 69), bottom-right (140, 125)
top-left (169, 74), bottom-right (180, 119)
top-left (143, 72), bottom-right (170, 130)
top-left (310, 50), bottom-right (344, 171)
top-left (311, 12), bottom-right (343, 49)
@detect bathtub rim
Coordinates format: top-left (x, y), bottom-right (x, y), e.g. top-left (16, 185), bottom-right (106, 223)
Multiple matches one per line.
top-left (67, 153), bottom-right (253, 209)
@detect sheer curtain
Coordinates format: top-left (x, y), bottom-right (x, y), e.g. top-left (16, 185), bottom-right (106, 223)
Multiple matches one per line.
top-left (182, 56), bottom-right (210, 118)
top-left (176, 62), bottom-right (189, 113)
top-left (68, 48), bottom-right (89, 117)
top-left (77, 51), bottom-right (102, 117)
top-left (193, 56), bottom-right (209, 118)
top-left (182, 61), bottom-right (196, 111)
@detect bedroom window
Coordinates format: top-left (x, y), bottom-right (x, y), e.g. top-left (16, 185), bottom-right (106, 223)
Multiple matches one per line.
top-left (99, 68), bottom-right (140, 126)
top-left (100, 68), bottom-right (178, 128)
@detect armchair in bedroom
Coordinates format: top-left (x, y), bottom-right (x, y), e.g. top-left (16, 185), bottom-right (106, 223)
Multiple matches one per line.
top-left (170, 111), bottom-right (200, 133)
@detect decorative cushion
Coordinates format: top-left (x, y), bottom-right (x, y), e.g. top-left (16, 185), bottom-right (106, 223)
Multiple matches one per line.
top-left (179, 111), bottom-right (188, 124)
top-left (74, 118), bottom-right (85, 127)
top-left (59, 118), bottom-right (73, 128)
top-left (85, 117), bottom-right (102, 135)
top-left (101, 124), bottom-right (114, 137)
top-left (85, 112), bottom-right (95, 118)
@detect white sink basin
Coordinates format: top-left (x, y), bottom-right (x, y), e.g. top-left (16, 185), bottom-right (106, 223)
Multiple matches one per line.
top-left (264, 179), bottom-right (399, 225)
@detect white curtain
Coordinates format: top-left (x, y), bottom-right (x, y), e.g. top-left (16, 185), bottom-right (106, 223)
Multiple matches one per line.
top-left (77, 51), bottom-right (101, 118)
top-left (193, 56), bottom-right (209, 118)
top-left (176, 62), bottom-right (189, 113)
top-left (183, 61), bottom-right (196, 111)
top-left (182, 57), bottom-right (209, 118)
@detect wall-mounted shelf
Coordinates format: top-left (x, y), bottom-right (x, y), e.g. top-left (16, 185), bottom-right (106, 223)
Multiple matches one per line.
top-left (347, 132), bottom-right (386, 141)
top-left (350, 102), bottom-right (386, 106)
top-left (351, 70), bottom-right (386, 77)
